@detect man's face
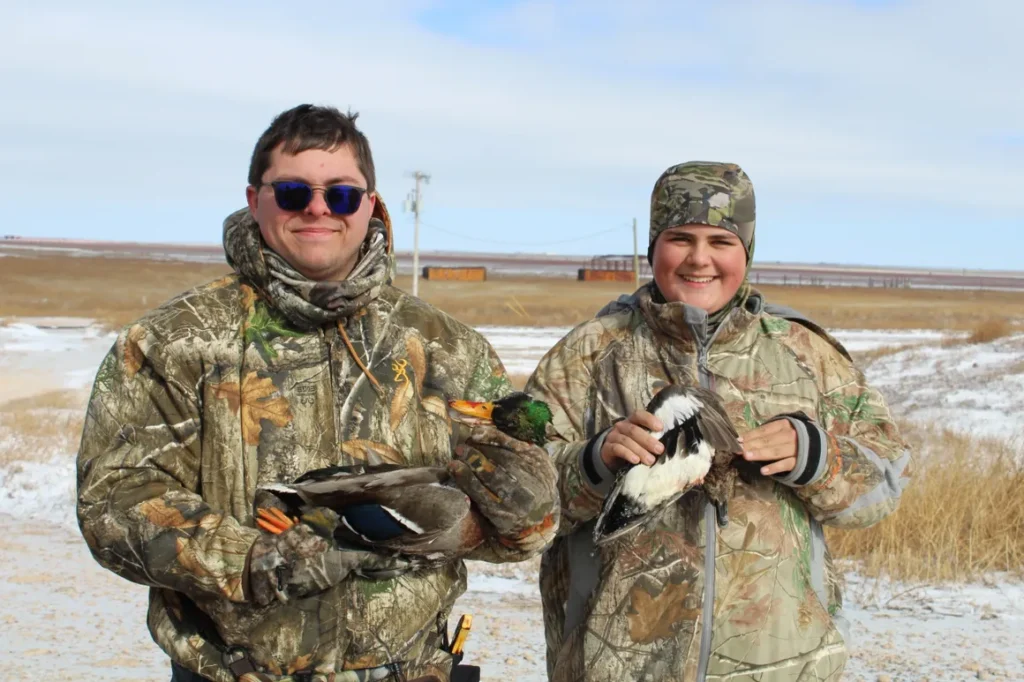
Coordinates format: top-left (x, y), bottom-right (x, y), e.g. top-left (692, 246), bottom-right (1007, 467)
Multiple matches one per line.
top-left (246, 144), bottom-right (376, 282)
top-left (651, 225), bottom-right (748, 313)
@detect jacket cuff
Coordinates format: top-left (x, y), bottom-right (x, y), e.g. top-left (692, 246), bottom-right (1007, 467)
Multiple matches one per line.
top-left (579, 426), bottom-right (617, 497)
top-left (771, 414), bottom-right (829, 487)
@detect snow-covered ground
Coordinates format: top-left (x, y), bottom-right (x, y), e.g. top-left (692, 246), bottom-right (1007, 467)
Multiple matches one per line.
top-left (2, 319), bottom-right (1023, 680)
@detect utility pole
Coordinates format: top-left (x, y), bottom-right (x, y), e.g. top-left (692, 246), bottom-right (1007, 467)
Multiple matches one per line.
top-left (403, 171), bottom-right (430, 298)
top-left (632, 217), bottom-right (640, 290)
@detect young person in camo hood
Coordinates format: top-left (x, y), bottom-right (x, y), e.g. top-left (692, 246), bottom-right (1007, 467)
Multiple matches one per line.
top-left (76, 104), bottom-right (559, 682)
top-left (525, 161), bottom-right (914, 681)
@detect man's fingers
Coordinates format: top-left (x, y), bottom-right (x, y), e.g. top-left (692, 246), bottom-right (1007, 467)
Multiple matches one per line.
top-left (619, 421), bottom-right (664, 456)
top-left (743, 433), bottom-right (795, 453)
top-left (609, 442), bottom-right (642, 466)
top-left (743, 422), bottom-right (796, 451)
top-left (760, 457), bottom-right (797, 476)
top-left (743, 444), bottom-right (795, 462)
top-left (628, 409), bottom-right (664, 433)
top-left (609, 433), bottom-right (658, 466)
top-left (744, 419), bottom-right (793, 440)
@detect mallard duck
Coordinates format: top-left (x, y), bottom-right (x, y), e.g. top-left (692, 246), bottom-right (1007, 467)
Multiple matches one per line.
top-left (255, 463), bottom-right (483, 564)
top-left (446, 391), bottom-right (554, 447)
top-left (593, 385), bottom-right (743, 546)
top-left (254, 392), bottom-right (554, 562)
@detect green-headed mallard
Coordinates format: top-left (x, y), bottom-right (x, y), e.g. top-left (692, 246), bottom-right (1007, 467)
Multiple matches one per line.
top-left (446, 391), bottom-right (554, 446)
top-left (254, 392), bottom-right (554, 563)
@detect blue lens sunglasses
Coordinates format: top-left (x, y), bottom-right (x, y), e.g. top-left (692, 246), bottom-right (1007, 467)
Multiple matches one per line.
top-left (262, 180), bottom-right (368, 215)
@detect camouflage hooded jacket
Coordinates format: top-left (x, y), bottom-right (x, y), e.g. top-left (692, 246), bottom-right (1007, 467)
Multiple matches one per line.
top-left (76, 236), bottom-right (558, 680)
top-left (525, 284), bottom-right (913, 682)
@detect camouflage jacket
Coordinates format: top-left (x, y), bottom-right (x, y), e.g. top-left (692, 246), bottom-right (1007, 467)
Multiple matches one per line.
top-left (525, 284), bottom-right (913, 682)
top-left (76, 275), bottom-right (558, 682)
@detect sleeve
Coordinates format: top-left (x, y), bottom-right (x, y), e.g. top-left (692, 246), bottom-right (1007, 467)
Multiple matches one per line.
top-left (452, 338), bottom-right (560, 562)
top-left (76, 324), bottom-right (261, 603)
top-left (772, 336), bottom-right (914, 530)
top-left (523, 329), bottom-right (612, 536)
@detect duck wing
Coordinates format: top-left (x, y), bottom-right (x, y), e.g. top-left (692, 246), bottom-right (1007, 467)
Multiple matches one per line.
top-left (261, 465), bottom-right (450, 509)
top-left (259, 464), bottom-right (473, 556)
top-left (593, 385), bottom-right (740, 546)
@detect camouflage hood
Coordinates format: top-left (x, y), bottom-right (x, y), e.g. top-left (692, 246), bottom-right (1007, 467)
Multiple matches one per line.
top-left (222, 208), bottom-right (392, 330)
top-left (647, 161), bottom-right (757, 327)
top-left (648, 161), bottom-right (756, 260)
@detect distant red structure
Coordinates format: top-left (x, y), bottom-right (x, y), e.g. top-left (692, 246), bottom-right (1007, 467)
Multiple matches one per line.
top-left (422, 266), bottom-right (487, 282)
top-left (577, 255), bottom-right (649, 282)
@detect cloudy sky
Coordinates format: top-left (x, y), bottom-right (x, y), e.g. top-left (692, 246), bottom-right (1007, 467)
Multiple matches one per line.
top-left (1, 0), bottom-right (1020, 269)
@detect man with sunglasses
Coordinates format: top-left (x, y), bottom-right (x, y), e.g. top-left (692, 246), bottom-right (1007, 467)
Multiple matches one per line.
top-left (76, 104), bottom-right (559, 682)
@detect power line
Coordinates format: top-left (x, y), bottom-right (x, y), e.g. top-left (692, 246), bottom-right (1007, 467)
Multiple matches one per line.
top-left (418, 221), bottom-right (628, 247)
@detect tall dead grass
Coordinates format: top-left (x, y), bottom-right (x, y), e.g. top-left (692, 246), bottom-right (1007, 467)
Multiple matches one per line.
top-left (966, 318), bottom-right (1013, 344)
top-left (0, 390), bottom-right (89, 467)
top-left (827, 422), bottom-right (1024, 582)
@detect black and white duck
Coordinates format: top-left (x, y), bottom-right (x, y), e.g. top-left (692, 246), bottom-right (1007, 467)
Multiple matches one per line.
top-left (593, 384), bottom-right (743, 545)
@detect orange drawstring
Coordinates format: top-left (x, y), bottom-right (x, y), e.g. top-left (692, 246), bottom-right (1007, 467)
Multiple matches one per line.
top-left (336, 321), bottom-right (383, 395)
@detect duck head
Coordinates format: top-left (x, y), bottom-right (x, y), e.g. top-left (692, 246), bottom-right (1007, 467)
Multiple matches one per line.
top-left (447, 391), bottom-right (553, 446)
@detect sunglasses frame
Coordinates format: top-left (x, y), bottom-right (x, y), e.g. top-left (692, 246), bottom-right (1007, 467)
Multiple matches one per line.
top-left (261, 180), bottom-right (369, 216)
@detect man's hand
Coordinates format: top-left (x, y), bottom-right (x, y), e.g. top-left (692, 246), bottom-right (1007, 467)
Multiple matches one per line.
top-left (599, 410), bottom-right (665, 471)
top-left (448, 425), bottom-right (558, 554)
top-left (246, 523), bottom-right (412, 606)
top-left (740, 419), bottom-right (799, 476)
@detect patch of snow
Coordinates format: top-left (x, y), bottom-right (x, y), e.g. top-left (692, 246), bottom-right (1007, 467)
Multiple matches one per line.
top-left (0, 457), bottom-right (77, 531)
top-left (466, 573), bottom-right (537, 596)
top-left (861, 333), bottom-right (1024, 443)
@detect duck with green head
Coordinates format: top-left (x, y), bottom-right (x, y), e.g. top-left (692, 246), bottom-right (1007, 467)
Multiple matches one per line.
top-left (253, 392), bottom-right (554, 563)
top-left (447, 391), bottom-right (554, 447)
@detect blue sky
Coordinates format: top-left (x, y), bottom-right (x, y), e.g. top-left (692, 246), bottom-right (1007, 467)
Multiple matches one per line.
top-left (1, 0), bottom-right (1021, 269)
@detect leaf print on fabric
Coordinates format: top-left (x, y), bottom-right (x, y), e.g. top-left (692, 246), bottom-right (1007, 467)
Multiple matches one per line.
top-left (287, 654), bottom-right (314, 674)
top-left (421, 395), bottom-right (451, 425)
top-left (175, 536), bottom-right (213, 578)
top-left (139, 498), bottom-right (193, 529)
top-left (239, 283), bottom-right (259, 310)
top-left (244, 301), bottom-right (305, 359)
top-left (212, 372), bottom-right (293, 445)
top-left (627, 580), bottom-right (699, 644)
top-left (389, 356), bottom-right (416, 430)
top-left (406, 335), bottom-right (427, 395)
top-left (760, 316), bottom-right (791, 335)
top-left (341, 439), bottom-right (406, 465)
top-left (122, 324), bottom-right (147, 376)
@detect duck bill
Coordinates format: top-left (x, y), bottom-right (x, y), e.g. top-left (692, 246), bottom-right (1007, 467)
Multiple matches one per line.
top-left (447, 400), bottom-right (495, 425)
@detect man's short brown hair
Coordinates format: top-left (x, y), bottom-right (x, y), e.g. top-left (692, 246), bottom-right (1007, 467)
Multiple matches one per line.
top-left (248, 104), bottom-right (376, 192)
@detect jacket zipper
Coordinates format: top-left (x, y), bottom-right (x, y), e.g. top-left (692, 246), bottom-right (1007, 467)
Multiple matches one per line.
top-left (693, 320), bottom-right (725, 682)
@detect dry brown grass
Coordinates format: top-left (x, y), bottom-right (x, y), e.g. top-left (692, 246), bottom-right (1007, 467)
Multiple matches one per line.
top-left (3, 252), bottom-right (1024, 331)
top-left (0, 253), bottom-right (231, 329)
top-left (850, 343), bottom-right (921, 365)
top-left (827, 422), bottom-right (1024, 582)
top-left (966, 318), bottom-right (1014, 344)
top-left (0, 389), bottom-right (89, 467)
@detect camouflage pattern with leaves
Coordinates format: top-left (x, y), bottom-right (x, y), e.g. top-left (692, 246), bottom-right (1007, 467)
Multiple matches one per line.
top-left (525, 284), bottom-right (913, 682)
top-left (76, 274), bottom-right (558, 682)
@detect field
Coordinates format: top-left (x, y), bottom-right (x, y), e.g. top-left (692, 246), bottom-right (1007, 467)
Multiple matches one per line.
top-left (3, 252), bottom-right (1024, 331)
top-left (2, 250), bottom-right (1023, 680)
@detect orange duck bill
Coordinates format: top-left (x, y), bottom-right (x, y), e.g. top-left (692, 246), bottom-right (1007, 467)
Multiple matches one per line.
top-left (447, 400), bottom-right (495, 425)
